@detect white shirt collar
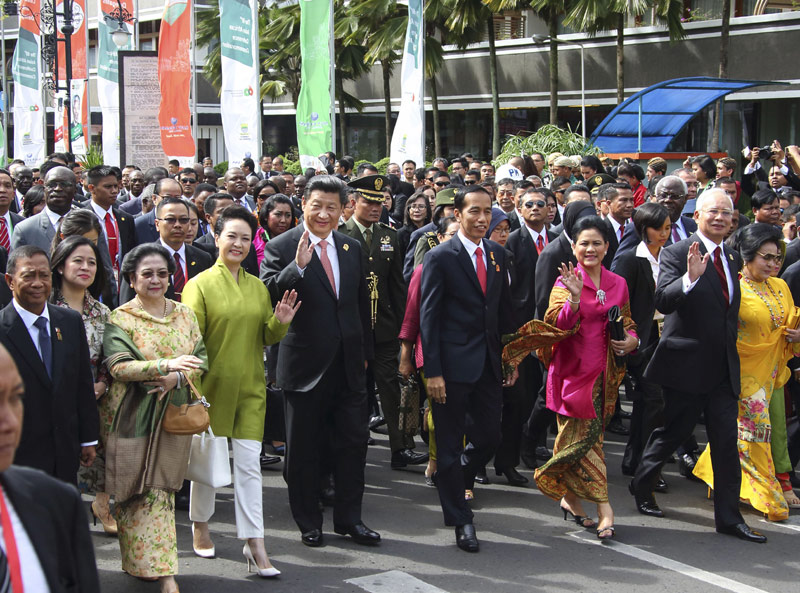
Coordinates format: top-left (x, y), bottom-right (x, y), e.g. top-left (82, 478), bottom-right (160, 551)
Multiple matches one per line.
top-left (307, 229), bottom-right (333, 246)
top-left (608, 216), bottom-right (626, 235)
top-left (159, 238), bottom-right (186, 261)
top-left (457, 229), bottom-right (484, 257)
top-left (635, 240), bottom-right (660, 265)
top-left (12, 298), bottom-right (49, 329)
top-left (42, 206), bottom-right (65, 229)
top-left (90, 200), bottom-right (114, 220)
top-left (524, 223), bottom-right (546, 243)
top-left (1, 211), bottom-right (11, 228)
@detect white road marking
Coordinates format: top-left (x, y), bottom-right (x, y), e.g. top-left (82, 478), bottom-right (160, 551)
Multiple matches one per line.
top-left (760, 516), bottom-right (800, 532)
top-left (568, 531), bottom-right (769, 593)
top-left (347, 570), bottom-right (449, 593)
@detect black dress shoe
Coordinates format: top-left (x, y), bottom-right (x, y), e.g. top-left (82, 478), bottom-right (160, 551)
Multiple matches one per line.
top-left (455, 524), bottom-right (479, 552)
top-left (520, 450), bottom-right (539, 470)
top-left (677, 453), bottom-right (701, 482)
top-left (474, 467), bottom-right (490, 485)
top-left (301, 529), bottom-right (323, 547)
top-left (391, 449), bottom-right (429, 469)
top-left (495, 467), bottom-right (529, 486)
top-left (260, 454), bottom-right (281, 469)
top-left (654, 476), bottom-right (669, 493)
top-left (367, 436), bottom-right (375, 446)
top-left (717, 523), bottom-right (767, 543)
top-left (619, 409), bottom-right (632, 420)
top-left (535, 446), bottom-right (552, 460)
top-left (606, 418), bottom-right (630, 435)
top-left (368, 415), bottom-right (386, 430)
top-left (334, 522), bottom-right (381, 545)
top-left (629, 481), bottom-right (664, 518)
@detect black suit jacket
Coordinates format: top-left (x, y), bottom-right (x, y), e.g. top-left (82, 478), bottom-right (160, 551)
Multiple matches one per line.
top-left (613, 248), bottom-right (659, 362)
top-left (193, 231), bottom-right (259, 277)
top-left (506, 226), bottom-right (558, 326)
top-left (0, 304), bottom-right (99, 482)
top-left (781, 240), bottom-right (800, 275)
top-left (611, 215), bottom-right (698, 271)
top-left (0, 466), bottom-right (100, 593)
top-left (534, 233), bottom-right (575, 320)
top-left (134, 209), bottom-right (158, 245)
top-left (118, 242), bottom-right (213, 303)
top-left (644, 235), bottom-right (741, 395)
top-left (0, 247), bottom-right (9, 308)
top-left (420, 237), bottom-right (515, 383)
top-left (260, 225), bottom-right (373, 392)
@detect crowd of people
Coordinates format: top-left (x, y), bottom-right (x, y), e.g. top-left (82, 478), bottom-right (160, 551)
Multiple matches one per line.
top-left (1, 139), bottom-right (800, 591)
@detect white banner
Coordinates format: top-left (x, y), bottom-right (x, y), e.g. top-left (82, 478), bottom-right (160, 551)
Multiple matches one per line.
top-left (389, 0), bottom-right (425, 167)
top-left (97, 0), bottom-right (135, 166)
top-left (12, 2), bottom-right (45, 167)
top-left (219, 0), bottom-right (261, 165)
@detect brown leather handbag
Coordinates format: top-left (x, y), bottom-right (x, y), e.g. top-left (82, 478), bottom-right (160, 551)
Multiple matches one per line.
top-left (162, 374), bottom-right (210, 435)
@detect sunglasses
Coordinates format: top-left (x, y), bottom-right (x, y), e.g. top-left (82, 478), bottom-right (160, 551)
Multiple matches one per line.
top-left (756, 252), bottom-right (783, 264)
top-left (464, 180), bottom-right (476, 185)
top-left (434, 181), bottom-right (448, 187)
top-left (180, 178), bottom-right (197, 184)
top-left (523, 200), bottom-right (546, 209)
top-left (157, 217), bottom-right (191, 225)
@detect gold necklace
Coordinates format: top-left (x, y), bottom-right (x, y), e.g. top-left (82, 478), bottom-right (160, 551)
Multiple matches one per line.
top-left (742, 274), bottom-right (784, 330)
top-left (136, 295), bottom-right (168, 318)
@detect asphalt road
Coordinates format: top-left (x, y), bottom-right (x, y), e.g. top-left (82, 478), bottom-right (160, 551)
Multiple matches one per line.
top-left (93, 415), bottom-right (800, 593)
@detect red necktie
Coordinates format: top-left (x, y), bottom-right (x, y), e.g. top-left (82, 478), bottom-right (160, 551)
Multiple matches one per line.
top-left (318, 239), bottom-right (337, 296)
top-left (172, 252), bottom-right (185, 301)
top-left (0, 486), bottom-right (23, 593)
top-left (536, 234), bottom-right (544, 254)
top-left (619, 225), bottom-right (624, 241)
top-left (713, 247), bottom-right (729, 306)
top-left (0, 218), bottom-right (9, 251)
top-left (105, 212), bottom-right (118, 269)
top-left (475, 246), bottom-right (487, 295)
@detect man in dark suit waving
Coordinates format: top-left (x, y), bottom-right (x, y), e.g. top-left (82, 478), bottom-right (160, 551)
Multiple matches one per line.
top-left (631, 189), bottom-right (767, 543)
top-left (260, 175), bottom-right (378, 548)
top-left (420, 185), bottom-right (518, 552)
top-left (0, 245), bottom-right (99, 483)
top-left (0, 341), bottom-right (100, 592)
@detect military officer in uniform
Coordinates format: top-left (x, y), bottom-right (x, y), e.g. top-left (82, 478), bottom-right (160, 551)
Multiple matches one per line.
top-left (341, 175), bottom-right (428, 469)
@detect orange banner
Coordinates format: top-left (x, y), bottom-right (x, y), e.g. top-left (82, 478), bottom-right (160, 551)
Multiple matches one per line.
top-left (55, 0), bottom-right (88, 153)
top-left (158, 0), bottom-right (195, 161)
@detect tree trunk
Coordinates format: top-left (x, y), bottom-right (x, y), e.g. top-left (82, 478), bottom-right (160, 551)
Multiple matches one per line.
top-left (616, 14), bottom-right (624, 105)
top-left (711, 0), bottom-right (731, 151)
top-left (548, 16), bottom-right (558, 126)
top-left (382, 60), bottom-right (392, 158)
top-left (336, 74), bottom-right (347, 155)
top-left (430, 76), bottom-right (441, 159)
top-left (487, 17), bottom-right (500, 158)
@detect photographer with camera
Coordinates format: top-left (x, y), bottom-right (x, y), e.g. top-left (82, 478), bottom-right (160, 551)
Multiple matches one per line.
top-left (743, 140), bottom-right (800, 197)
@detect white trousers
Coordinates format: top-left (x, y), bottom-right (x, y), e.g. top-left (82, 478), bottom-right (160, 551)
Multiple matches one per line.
top-left (189, 438), bottom-right (264, 539)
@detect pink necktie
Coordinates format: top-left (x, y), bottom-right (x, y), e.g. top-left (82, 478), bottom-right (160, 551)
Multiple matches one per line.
top-left (318, 239), bottom-right (337, 295)
top-left (475, 246), bottom-right (487, 295)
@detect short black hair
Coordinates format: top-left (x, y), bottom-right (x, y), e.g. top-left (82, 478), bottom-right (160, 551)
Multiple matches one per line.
top-left (121, 243), bottom-right (176, 284)
top-left (155, 196), bottom-right (190, 218)
top-left (258, 194), bottom-right (296, 232)
top-left (551, 176), bottom-right (571, 190)
top-left (339, 156), bottom-right (355, 173)
top-left (241, 158), bottom-right (255, 172)
top-left (714, 177), bottom-right (736, 187)
top-left (145, 166), bottom-right (169, 186)
top-left (203, 192), bottom-right (234, 216)
top-left (214, 204), bottom-right (257, 237)
top-left (580, 155), bottom-right (603, 174)
top-left (436, 215), bottom-right (458, 235)
top-left (168, 159), bottom-right (180, 167)
top-left (52, 209), bottom-right (104, 254)
top-left (193, 182), bottom-right (217, 198)
top-left (633, 202), bottom-right (670, 242)
top-left (571, 215), bottom-right (610, 243)
top-left (751, 188), bottom-right (778, 210)
top-left (179, 167), bottom-right (198, 179)
top-left (454, 185), bottom-right (491, 211)
top-left (617, 162), bottom-right (645, 181)
top-left (563, 184), bottom-right (592, 204)
top-left (50, 236), bottom-right (106, 300)
top-left (7, 244), bottom-right (49, 275)
top-left (402, 159), bottom-right (416, 168)
top-left (691, 155), bottom-right (716, 180)
top-left (734, 222), bottom-right (784, 264)
top-left (86, 165), bottom-right (116, 187)
top-left (253, 178), bottom-right (282, 199)
top-left (22, 186), bottom-right (45, 218)
top-left (514, 179), bottom-right (534, 191)
top-left (304, 174), bottom-right (347, 206)
top-left (356, 162), bottom-right (377, 177)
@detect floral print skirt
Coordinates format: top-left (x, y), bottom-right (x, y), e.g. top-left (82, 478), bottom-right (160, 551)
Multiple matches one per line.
top-left (115, 489), bottom-right (178, 577)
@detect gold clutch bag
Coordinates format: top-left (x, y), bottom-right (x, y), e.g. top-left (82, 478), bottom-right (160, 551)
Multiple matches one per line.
top-left (785, 306), bottom-right (800, 330)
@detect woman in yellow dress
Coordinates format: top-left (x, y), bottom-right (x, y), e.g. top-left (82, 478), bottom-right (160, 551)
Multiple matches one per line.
top-left (694, 223), bottom-right (800, 520)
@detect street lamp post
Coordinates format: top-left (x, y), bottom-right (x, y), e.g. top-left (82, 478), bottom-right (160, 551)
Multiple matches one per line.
top-left (532, 34), bottom-right (586, 136)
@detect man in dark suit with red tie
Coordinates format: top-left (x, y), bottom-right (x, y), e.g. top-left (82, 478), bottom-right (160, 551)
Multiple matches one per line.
top-left (0, 245), bottom-right (99, 483)
top-left (0, 341), bottom-right (100, 593)
top-left (420, 185), bottom-right (518, 552)
top-left (260, 175), bottom-right (378, 548)
top-left (631, 189), bottom-right (767, 543)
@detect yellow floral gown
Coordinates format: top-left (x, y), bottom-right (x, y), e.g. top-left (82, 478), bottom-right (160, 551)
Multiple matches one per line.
top-left (694, 276), bottom-right (800, 521)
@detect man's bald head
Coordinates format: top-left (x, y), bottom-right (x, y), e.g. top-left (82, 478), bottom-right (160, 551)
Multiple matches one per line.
top-left (43, 166), bottom-right (77, 215)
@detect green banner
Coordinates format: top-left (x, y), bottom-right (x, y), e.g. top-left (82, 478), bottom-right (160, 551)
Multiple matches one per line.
top-left (296, 0), bottom-right (332, 168)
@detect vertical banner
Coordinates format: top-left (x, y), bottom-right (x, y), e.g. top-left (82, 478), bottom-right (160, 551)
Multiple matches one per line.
top-left (97, 0), bottom-right (135, 166)
top-left (389, 0), bottom-right (424, 167)
top-left (54, 0), bottom-right (89, 156)
top-left (158, 0), bottom-right (195, 165)
top-left (219, 0), bottom-right (260, 165)
top-left (296, 0), bottom-right (332, 170)
top-left (12, 0), bottom-right (45, 166)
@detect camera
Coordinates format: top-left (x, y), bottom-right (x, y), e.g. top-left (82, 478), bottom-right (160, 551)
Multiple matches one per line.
top-left (756, 146), bottom-right (778, 159)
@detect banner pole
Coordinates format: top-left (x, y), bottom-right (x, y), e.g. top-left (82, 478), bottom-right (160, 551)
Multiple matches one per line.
top-left (328, 0), bottom-right (335, 155)
top-left (190, 0), bottom-right (197, 161)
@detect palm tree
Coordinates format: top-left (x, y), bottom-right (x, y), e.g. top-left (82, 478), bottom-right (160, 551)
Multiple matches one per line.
top-left (711, 0), bottom-right (731, 151)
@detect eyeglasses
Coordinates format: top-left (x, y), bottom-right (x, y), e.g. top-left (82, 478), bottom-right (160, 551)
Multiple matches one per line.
top-left (656, 191), bottom-right (685, 201)
top-left (497, 190), bottom-right (514, 196)
top-left (464, 180), bottom-right (476, 185)
top-left (523, 200), bottom-right (547, 209)
top-left (492, 227), bottom-right (511, 236)
top-left (756, 252), bottom-right (783, 264)
top-left (180, 178), bottom-right (197, 184)
top-left (700, 208), bottom-right (733, 218)
top-left (137, 270), bottom-right (170, 279)
top-left (442, 231), bottom-right (458, 238)
top-left (434, 181), bottom-right (448, 187)
top-left (409, 203), bottom-right (426, 210)
top-left (157, 216), bottom-right (191, 225)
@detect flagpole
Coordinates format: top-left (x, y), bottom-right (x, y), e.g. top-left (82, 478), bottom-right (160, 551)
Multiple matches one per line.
top-left (328, 0), bottom-right (335, 155)
top-left (1, 11), bottom-right (7, 164)
top-left (190, 0), bottom-right (198, 161)
top-left (421, 1), bottom-right (425, 162)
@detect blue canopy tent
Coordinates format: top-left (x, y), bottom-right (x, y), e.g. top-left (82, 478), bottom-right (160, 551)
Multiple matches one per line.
top-left (589, 77), bottom-right (783, 153)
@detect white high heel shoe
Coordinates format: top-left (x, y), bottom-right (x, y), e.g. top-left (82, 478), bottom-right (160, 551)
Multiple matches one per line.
top-left (243, 542), bottom-right (281, 578)
top-left (191, 524), bottom-right (215, 559)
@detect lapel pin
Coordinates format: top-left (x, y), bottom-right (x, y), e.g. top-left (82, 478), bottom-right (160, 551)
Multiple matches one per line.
top-left (55, 327), bottom-right (62, 341)
top-left (343, 244), bottom-right (350, 251)
top-left (495, 264), bottom-right (500, 272)
top-left (191, 261), bottom-right (196, 266)
top-left (728, 253), bottom-right (734, 261)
